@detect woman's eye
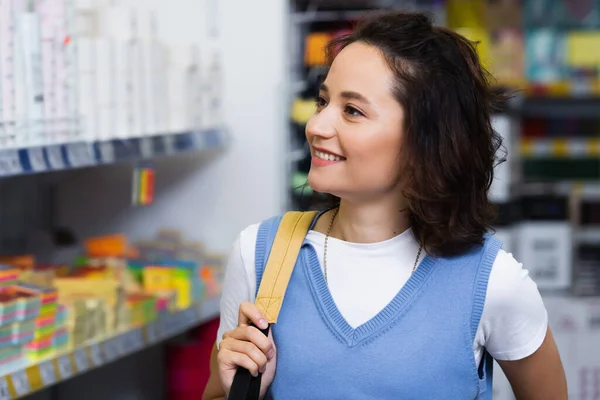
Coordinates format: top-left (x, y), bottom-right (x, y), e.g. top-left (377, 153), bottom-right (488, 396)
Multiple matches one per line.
top-left (345, 106), bottom-right (363, 117)
top-left (315, 96), bottom-right (328, 108)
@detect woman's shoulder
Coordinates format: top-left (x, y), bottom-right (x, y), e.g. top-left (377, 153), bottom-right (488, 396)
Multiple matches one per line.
top-left (488, 249), bottom-right (536, 299)
top-left (482, 249), bottom-right (548, 360)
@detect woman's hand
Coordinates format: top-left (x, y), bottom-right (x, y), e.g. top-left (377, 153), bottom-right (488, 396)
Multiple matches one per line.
top-left (217, 301), bottom-right (277, 399)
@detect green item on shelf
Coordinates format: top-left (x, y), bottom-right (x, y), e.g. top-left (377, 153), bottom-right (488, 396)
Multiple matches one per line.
top-left (73, 256), bottom-right (89, 268)
top-left (524, 159), bottom-right (600, 180)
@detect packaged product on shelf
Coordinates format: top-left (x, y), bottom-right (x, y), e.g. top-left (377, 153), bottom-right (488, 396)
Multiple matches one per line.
top-left (75, 37), bottom-right (98, 142)
top-left (202, 252), bottom-right (226, 297)
top-left (0, 0), bottom-right (28, 149)
top-left (513, 195), bottom-right (572, 290)
top-left (166, 46), bottom-right (197, 133)
top-left (34, 0), bottom-right (71, 145)
top-left (0, 346), bottom-right (23, 366)
top-left (489, 29), bottom-right (525, 87)
top-left (60, 296), bottom-right (108, 348)
top-left (204, 49), bottom-right (222, 130)
top-left (141, 261), bottom-right (201, 310)
top-left (0, 254), bottom-right (35, 270)
top-left (446, 0), bottom-right (490, 67)
top-left (137, 7), bottom-right (161, 136)
top-left (0, 285), bottom-right (42, 322)
top-left (10, 319), bottom-right (35, 346)
top-left (16, 282), bottom-right (58, 318)
top-left (54, 275), bottom-right (121, 337)
top-left (555, 0), bottom-right (600, 29)
top-left (493, 202), bottom-right (514, 254)
top-left (0, 265), bottom-right (21, 288)
top-left (304, 32), bottom-right (330, 67)
top-left (0, 292), bottom-right (20, 327)
top-left (523, 0), bottom-right (560, 27)
top-left (572, 199), bottom-right (600, 296)
top-left (94, 38), bottom-right (115, 142)
top-left (10, 283), bottom-right (58, 360)
top-left (525, 29), bottom-right (567, 87)
top-left (18, 263), bottom-right (68, 287)
top-left (14, 12), bottom-right (45, 147)
top-left (126, 293), bottom-right (157, 327)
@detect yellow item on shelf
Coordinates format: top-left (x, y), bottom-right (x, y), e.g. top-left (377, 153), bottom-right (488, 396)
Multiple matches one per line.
top-left (566, 31), bottom-right (600, 68)
top-left (291, 98), bottom-right (316, 125)
top-left (54, 277), bottom-right (121, 335)
top-left (446, 0), bottom-right (491, 68)
top-left (172, 275), bottom-right (192, 309)
top-left (143, 267), bottom-right (173, 293)
top-left (305, 32), bottom-right (331, 66)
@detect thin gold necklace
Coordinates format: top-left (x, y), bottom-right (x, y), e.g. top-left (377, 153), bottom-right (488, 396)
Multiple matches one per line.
top-left (323, 207), bottom-right (423, 283)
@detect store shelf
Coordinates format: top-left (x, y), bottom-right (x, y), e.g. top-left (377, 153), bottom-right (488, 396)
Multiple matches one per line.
top-left (512, 96), bottom-right (600, 118)
top-left (0, 129), bottom-right (226, 179)
top-left (292, 9), bottom-right (377, 23)
top-left (0, 295), bottom-right (221, 400)
top-left (520, 137), bottom-right (600, 158)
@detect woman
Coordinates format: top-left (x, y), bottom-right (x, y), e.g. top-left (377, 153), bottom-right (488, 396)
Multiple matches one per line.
top-left (203, 11), bottom-right (567, 400)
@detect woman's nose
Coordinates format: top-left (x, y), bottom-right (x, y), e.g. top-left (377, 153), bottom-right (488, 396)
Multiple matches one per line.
top-left (306, 109), bottom-right (336, 139)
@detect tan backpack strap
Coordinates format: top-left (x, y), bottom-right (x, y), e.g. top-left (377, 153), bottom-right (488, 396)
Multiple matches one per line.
top-left (255, 211), bottom-right (318, 323)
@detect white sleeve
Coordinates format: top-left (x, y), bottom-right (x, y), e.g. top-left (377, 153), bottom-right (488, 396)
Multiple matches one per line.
top-left (215, 224), bottom-right (260, 348)
top-left (478, 249), bottom-right (549, 361)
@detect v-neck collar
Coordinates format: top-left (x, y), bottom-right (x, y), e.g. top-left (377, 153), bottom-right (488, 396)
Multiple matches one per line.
top-left (300, 241), bottom-right (438, 347)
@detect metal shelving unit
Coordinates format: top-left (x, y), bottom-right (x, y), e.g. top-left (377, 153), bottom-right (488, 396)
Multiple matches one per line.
top-left (0, 296), bottom-right (220, 400)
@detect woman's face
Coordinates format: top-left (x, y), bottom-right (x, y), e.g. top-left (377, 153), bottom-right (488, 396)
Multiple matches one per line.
top-left (306, 42), bottom-right (405, 202)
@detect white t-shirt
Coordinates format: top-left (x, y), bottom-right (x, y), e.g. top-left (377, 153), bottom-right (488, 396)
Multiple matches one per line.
top-left (217, 223), bottom-right (549, 366)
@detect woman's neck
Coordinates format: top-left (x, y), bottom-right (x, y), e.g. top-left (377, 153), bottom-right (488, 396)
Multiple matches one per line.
top-left (329, 198), bottom-right (410, 244)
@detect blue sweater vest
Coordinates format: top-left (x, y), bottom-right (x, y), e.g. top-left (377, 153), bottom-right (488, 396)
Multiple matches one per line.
top-left (255, 214), bottom-right (500, 399)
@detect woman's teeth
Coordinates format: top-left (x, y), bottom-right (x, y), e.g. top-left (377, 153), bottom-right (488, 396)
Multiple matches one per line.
top-left (315, 150), bottom-right (342, 161)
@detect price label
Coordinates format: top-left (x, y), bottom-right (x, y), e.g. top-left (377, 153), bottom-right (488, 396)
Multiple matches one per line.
top-left (0, 150), bottom-right (22, 176)
top-left (103, 338), bottom-right (117, 361)
top-left (196, 304), bottom-right (204, 322)
top-left (39, 361), bottom-right (57, 386)
top-left (98, 141), bottom-right (115, 164)
top-left (66, 143), bottom-right (95, 167)
top-left (90, 343), bottom-right (103, 366)
top-left (146, 322), bottom-right (157, 343)
top-left (133, 329), bottom-right (144, 350)
top-left (46, 146), bottom-right (66, 169)
top-left (0, 377), bottom-right (10, 400)
top-left (188, 308), bottom-right (198, 326)
top-left (28, 147), bottom-right (47, 172)
top-left (117, 335), bottom-right (128, 356)
top-left (131, 330), bottom-right (141, 350)
top-left (74, 349), bottom-right (88, 371)
top-left (140, 137), bottom-right (153, 158)
top-left (57, 355), bottom-right (73, 379)
top-left (163, 316), bottom-right (173, 336)
top-left (163, 136), bottom-right (175, 155)
top-left (176, 313), bottom-right (185, 331)
top-left (10, 370), bottom-right (30, 396)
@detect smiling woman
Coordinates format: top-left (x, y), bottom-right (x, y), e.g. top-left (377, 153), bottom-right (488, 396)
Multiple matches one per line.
top-left (203, 11), bottom-right (567, 400)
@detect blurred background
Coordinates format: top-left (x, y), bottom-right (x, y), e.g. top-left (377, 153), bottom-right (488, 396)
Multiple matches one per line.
top-left (0, 0), bottom-right (597, 398)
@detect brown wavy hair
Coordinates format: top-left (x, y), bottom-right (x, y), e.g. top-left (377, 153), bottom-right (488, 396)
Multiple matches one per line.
top-left (316, 12), bottom-right (507, 257)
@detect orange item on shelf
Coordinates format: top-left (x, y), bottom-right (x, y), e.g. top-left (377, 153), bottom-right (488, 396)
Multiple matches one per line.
top-left (85, 234), bottom-right (129, 257)
top-left (305, 32), bottom-right (331, 66)
top-left (0, 255), bottom-right (35, 270)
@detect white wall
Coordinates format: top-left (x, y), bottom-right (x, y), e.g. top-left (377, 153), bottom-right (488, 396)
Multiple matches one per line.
top-left (56, 0), bottom-right (289, 254)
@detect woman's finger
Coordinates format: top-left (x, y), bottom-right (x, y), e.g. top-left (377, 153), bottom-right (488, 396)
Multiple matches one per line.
top-left (221, 339), bottom-right (268, 371)
top-left (227, 326), bottom-right (274, 359)
top-left (238, 301), bottom-right (268, 330)
top-left (218, 348), bottom-right (260, 377)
